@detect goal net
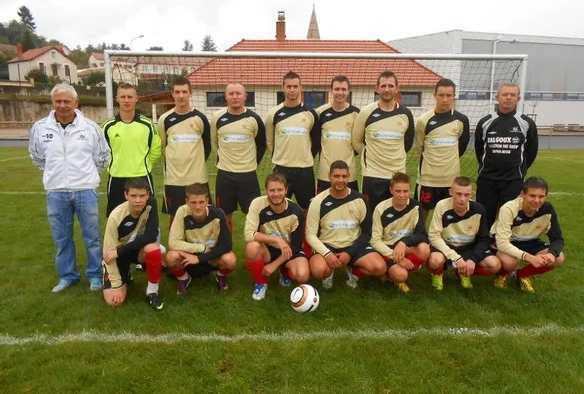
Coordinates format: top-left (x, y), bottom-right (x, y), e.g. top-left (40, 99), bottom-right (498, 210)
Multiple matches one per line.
top-left (104, 51), bottom-right (527, 189)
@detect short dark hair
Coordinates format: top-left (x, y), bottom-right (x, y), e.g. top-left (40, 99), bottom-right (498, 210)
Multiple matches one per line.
top-left (522, 177), bottom-right (549, 194)
top-left (265, 172), bottom-right (287, 189)
top-left (186, 183), bottom-right (209, 198)
top-left (452, 176), bottom-right (471, 187)
top-left (329, 160), bottom-right (349, 173)
top-left (377, 70), bottom-right (399, 86)
top-left (331, 75), bottom-right (350, 89)
top-left (391, 172), bottom-right (410, 185)
top-left (172, 77), bottom-right (191, 91)
top-left (435, 78), bottom-right (456, 94)
top-left (282, 71), bottom-right (301, 85)
top-left (116, 82), bottom-right (136, 95)
top-left (124, 177), bottom-right (151, 193)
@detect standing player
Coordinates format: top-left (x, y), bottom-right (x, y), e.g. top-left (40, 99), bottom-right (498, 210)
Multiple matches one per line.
top-left (210, 82), bottom-right (266, 232)
top-left (101, 178), bottom-right (164, 310)
top-left (352, 70), bottom-right (415, 213)
top-left (492, 177), bottom-right (564, 293)
top-left (306, 160), bottom-right (386, 289)
top-left (165, 183), bottom-right (237, 294)
top-left (475, 82), bottom-right (538, 228)
top-left (244, 173), bottom-right (310, 301)
top-left (30, 83), bottom-right (110, 292)
top-left (415, 78), bottom-right (470, 220)
top-left (158, 77), bottom-right (211, 227)
top-left (427, 177), bottom-right (501, 290)
top-left (315, 75), bottom-right (360, 193)
top-left (101, 83), bottom-right (161, 217)
top-left (370, 172), bottom-right (430, 293)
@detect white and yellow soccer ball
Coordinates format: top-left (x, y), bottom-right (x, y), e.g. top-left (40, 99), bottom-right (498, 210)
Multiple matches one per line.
top-left (290, 284), bottom-right (320, 313)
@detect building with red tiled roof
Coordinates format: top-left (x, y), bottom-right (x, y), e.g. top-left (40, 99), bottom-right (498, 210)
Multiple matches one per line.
top-left (8, 44), bottom-right (78, 84)
top-left (174, 11), bottom-right (442, 119)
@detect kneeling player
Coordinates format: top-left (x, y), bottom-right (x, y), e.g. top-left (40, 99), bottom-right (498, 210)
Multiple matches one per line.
top-left (492, 177), bottom-right (564, 293)
top-left (306, 160), bottom-right (386, 289)
top-left (244, 173), bottom-right (310, 301)
top-left (166, 183), bottom-right (236, 294)
top-left (102, 178), bottom-right (164, 310)
top-left (427, 176), bottom-right (501, 290)
top-left (371, 172), bottom-right (430, 293)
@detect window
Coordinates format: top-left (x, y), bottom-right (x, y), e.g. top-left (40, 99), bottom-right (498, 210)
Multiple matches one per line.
top-left (400, 92), bottom-right (422, 107)
top-left (304, 91), bottom-right (327, 108)
top-left (51, 51), bottom-right (56, 59)
top-left (163, 66), bottom-right (169, 73)
top-left (39, 62), bottom-right (46, 74)
top-left (153, 66), bottom-right (159, 73)
top-left (206, 92), bottom-right (256, 107)
top-left (51, 64), bottom-right (58, 76)
top-left (173, 66), bottom-right (180, 75)
top-left (141, 65), bottom-right (148, 73)
top-left (64, 65), bottom-right (70, 77)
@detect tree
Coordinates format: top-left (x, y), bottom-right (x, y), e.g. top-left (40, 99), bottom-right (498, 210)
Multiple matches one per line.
top-left (25, 68), bottom-right (49, 83)
top-left (148, 46), bottom-right (164, 51)
top-left (182, 39), bottom-right (193, 51)
top-left (201, 35), bottom-right (217, 52)
top-left (17, 6), bottom-right (36, 32)
top-left (20, 28), bottom-right (35, 52)
top-left (82, 71), bottom-right (105, 86)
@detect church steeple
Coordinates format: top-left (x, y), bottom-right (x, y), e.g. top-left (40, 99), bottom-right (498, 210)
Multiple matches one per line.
top-left (306, 3), bottom-right (321, 40)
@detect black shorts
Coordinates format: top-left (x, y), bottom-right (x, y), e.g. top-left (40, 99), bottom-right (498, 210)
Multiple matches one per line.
top-left (511, 240), bottom-right (550, 257)
top-left (415, 185), bottom-right (450, 211)
top-left (430, 245), bottom-right (495, 264)
top-left (266, 245), bottom-right (307, 264)
top-left (273, 165), bottom-right (315, 209)
top-left (106, 174), bottom-right (154, 217)
top-left (102, 250), bottom-right (141, 289)
top-left (316, 179), bottom-right (359, 194)
top-left (185, 261), bottom-right (216, 278)
top-left (326, 244), bottom-right (377, 267)
top-left (362, 176), bottom-right (391, 212)
top-left (215, 169), bottom-right (261, 214)
top-left (163, 183), bottom-right (211, 215)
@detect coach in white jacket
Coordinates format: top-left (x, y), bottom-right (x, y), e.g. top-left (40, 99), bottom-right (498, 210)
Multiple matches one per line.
top-left (29, 83), bottom-right (111, 293)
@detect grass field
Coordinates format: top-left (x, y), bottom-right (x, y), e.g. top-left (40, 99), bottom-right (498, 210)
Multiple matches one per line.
top-left (0, 147), bottom-right (583, 393)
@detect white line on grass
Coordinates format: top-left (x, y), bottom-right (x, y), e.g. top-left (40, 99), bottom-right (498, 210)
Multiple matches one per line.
top-left (549, 192), bottom-right (584, 196)
top-left (538, 156), bottom-right (584, 164)
top-left (0, 324), bottom-right (581, 346)
top-left (0, 156), bottom-right (28, 163)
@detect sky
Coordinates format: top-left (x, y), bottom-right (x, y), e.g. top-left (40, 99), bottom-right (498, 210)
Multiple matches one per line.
top-left (3, 0), bottom-right (584, 52)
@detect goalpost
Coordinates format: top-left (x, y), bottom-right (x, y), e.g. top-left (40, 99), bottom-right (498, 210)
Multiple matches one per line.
top-left (103, 50), bottom-right (528, 184)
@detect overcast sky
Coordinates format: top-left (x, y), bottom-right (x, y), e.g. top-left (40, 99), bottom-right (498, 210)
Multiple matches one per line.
top-left (3, 0), bottom-right (584, 51)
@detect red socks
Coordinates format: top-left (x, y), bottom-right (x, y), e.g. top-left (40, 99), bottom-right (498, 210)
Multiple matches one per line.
top-left (497, 269), bottom-right (513, 277)
top-left (246, 259), bottom-right (267, 284)
top-left (145, 249), bottom-right (163, 283)
top-left (517, 264), bottom-right (554, 278)
top-left (219, 268), bottom-right (233, 276)
top-left (279, 266), bottom-right (295, 280)
top-left (351, 267), bottom-right (366, 277)
top-left (473, 265), bottom-right (492, 276)
top-left (405, 253), bottom-right (425, 271)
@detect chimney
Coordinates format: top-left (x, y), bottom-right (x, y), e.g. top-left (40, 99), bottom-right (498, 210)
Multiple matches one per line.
top-left (16, 43), bottom-right (23, 58)
top-left (276, 11), bottom-right (286, 41)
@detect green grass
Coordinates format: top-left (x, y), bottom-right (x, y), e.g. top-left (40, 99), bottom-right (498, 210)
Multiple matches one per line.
top-left (0, 148), bottom-right (583, 393)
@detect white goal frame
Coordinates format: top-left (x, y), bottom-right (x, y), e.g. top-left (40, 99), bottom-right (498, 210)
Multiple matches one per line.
top-left (104, 50), bottom-right (528, 119)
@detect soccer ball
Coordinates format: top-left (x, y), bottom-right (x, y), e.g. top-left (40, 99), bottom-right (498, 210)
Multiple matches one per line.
top-left (290, 284), bottom-right (320, 313)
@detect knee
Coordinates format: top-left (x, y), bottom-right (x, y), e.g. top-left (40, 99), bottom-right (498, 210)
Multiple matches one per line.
top-left (222, 252), bottom-right (238, 270)
top-left (388, 266), bottom-right (408, 283)
top-left (483, 256), bottom-right (501, 273)
top-left (554, 252), bottom-right (565, 266)
top-left (497, 252), bottom-right (519, 270)
top-left (426, 253), bottom-right (445, 270)
top-left (143, 243), bottom-right (161, 254)
top-left (245, 242), bottom-right (262, 260)
top-left (310, 260), bottom-right (330, 280)
top-left (165, 251), bottom-right (182, 269)
top-left (295, 269), bottom-right (311, 284)
top-left (372, 259), bottom-right (388, 277)
top-left (417, 243), bottom-right (431, 260)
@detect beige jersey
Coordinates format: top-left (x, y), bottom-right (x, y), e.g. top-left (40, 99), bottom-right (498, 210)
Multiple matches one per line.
top-left (415, 109), bottom-right (470, 187)
top-left (306, 188), bottom-right (370, 257)
top-left (158, 108), bottom-right (210, 185)
top-left (265, 103), bottom-right (321, 168)
top-left (244, 196), bottom-right (304, 254)
top-left (102, 198), bottom-right (159, 288)
top-left (351, 102), bottom-right (415, 179)
top-left (428, 198), bottom-right (491, 264)
top-left (370, 198), bottom-right (428, 258)
top-left (316, 103), bottom-right (360, 182)
top-left (210, 108), bottom-right (266, 173)
top-left (168, 204), bottom-right (232, 262)
top-left (492, 197), bottom-right (564, 260)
